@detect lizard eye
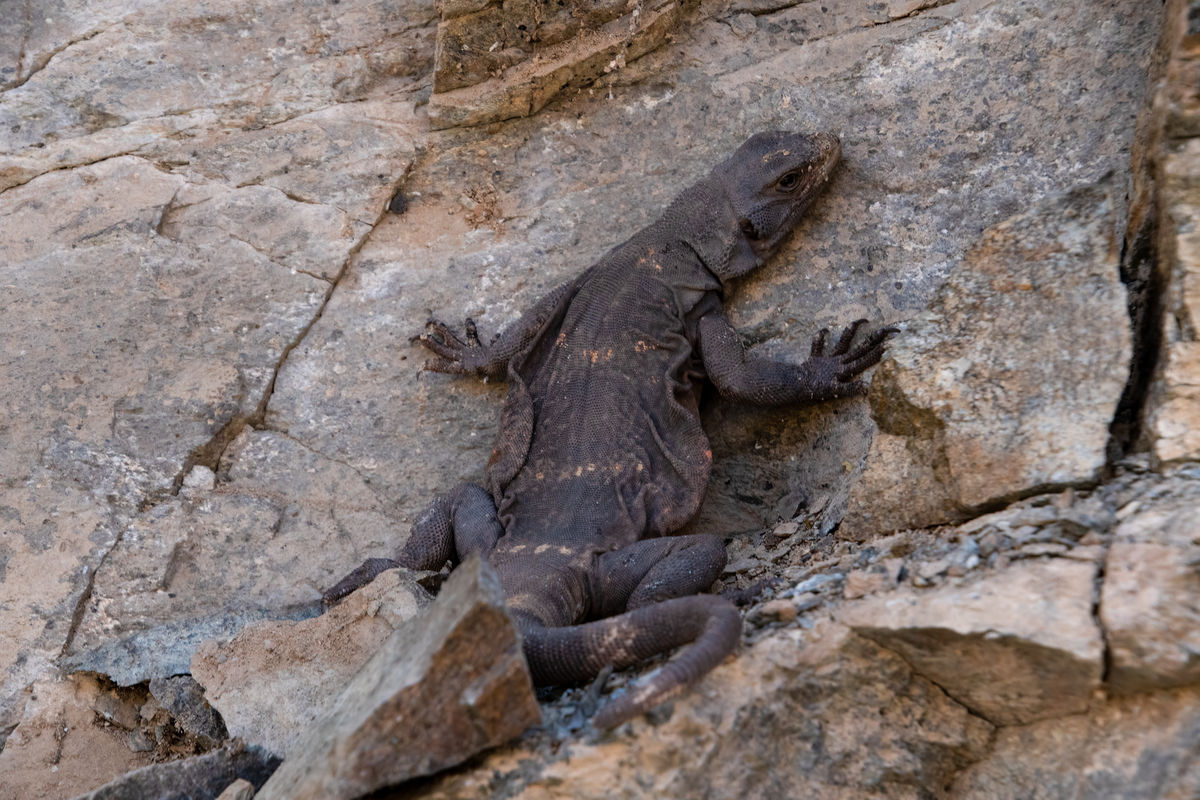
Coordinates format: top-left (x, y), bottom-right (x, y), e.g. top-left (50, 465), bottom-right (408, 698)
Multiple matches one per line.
top-left (777, 171), bottom-right (801, 192)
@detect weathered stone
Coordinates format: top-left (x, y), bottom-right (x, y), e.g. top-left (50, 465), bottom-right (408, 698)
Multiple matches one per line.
top-left (842, 182), bottom-right (1132, 537)
top-left (427, 0), bottom-right (698, 128)
top-left (256, 555), bottom-right (539, 800)
top-left (843, 557), bottom-right (902, 599)
top-left (840, 558), bottom-right (1103, 725)
top-left (63, 429), bottom-right (406, 687)
top-left (0, 0), bottom-right (420, 737)
top-left (71, 743), bottom-right (280, 800)
top-left (1149, 138), bottom-right (1200, 464)
top-left (405, 618), bottom-right (992, 799)
top-left (953, 688), bottom-right (1200, 799)
top-left (433, 0), bottom-right (640, 93)
top-left (191, 568), bottom-right (433, 758)
top-left (1101, 487), bottom-right (1200, 692)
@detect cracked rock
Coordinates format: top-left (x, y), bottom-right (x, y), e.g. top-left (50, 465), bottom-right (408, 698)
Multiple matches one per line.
top-left (255, 555), bottom-right (539, 800)
top-left (411, 617), bottom-right (992, 799)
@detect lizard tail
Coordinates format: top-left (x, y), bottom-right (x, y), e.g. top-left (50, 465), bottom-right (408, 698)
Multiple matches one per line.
top-left (519, 594), bottom-right (741, 729)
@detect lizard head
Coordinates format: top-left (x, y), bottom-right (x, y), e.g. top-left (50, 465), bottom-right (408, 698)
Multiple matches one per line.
top-left (713, 130), bottom-right (841, 279)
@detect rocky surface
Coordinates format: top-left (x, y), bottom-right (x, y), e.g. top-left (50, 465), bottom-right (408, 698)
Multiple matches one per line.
top-left (2, 0), bottom-right (1198, 797)
top-left (842, 558), bottom-right (1103, 726)
top-left (255, 555), bottom-right (539, 800)
top-left (72, 742), bottom-right (278, 800)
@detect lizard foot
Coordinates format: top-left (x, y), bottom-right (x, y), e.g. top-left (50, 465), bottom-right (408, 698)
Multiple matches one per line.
top-left (322, 557), bottom-right (402, 606)
top-left (801, 320), bottom-right (899, 399)
top-left (415, 318), bottom-right (493, 375)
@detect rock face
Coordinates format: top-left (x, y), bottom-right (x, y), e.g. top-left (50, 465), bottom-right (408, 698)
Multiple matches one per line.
top-left (1101, 483), bottom-right (1200, 693)
top-left (256, 555), bottom-right (539, 800)
top-left (408, 618), bottom-right (994, 800)
top-left (2, 0), bottom-right (1199, 797)
top-left (1143, 1), bottom-right (1200, 465)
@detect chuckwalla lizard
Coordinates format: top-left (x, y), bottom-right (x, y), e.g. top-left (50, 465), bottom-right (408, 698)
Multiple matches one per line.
top-left (326, 131), bottom-right (895, 728)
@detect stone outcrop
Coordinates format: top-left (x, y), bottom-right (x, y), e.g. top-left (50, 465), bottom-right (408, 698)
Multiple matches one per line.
top-left (2, 0), bottom-right (1199, 797)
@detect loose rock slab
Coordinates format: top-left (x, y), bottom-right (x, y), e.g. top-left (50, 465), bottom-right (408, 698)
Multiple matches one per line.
top-left (191, 568), bottom-right (434, 758)
top-left (256, 555), bottom-right (540, 800)
top-left (840, 557), bottom-right (1104, 725)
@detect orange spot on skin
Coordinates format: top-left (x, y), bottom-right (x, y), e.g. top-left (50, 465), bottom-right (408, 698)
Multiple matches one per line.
top-left (555, 332), bottom-right (567, 346)
top-left (704, 449), bottom-right (713, 460)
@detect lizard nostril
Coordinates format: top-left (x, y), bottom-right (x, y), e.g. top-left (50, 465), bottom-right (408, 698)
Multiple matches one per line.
top-left (739, 218), bottom-right (758, 238)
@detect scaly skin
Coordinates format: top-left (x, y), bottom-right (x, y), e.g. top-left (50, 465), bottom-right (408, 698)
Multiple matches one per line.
top-left (325, 131), bottom-right (896, 728)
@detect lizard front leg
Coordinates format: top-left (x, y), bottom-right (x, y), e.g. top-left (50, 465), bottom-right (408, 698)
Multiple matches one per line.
top-left (699, 312), bottom-right (897, 405)
top-left (417, 276), bottom-right (582, 380)
top-left (322, 483), bottom-right (502, 605)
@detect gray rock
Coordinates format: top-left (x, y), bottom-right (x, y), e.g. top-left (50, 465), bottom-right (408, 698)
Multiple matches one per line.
top-left (148, 676), bottom-right (227, 747)
top-left (63, 607), bottom-right (319, 687)
top-left (255, 555), bottom-right (539, 800)
top-left (70, 743), bottom-right (279, 800)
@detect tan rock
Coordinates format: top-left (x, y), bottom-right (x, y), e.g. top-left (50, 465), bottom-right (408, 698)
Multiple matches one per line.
top-left (840, 558), bottom-right (1103, 725)
top-left (1100, 490), bottom-right (1200, 692)
top-left (0, 676), bottom-right (154, 800)
top-left (953, 688), bottom-right (1200, 799)
top-left (217, 779), bottom-right (257, 800)
top-left (1149, 138), bottom-right (1200, 464)
top-left (191, 569), bottom-right (433, 758)
top-left (255, 555), bottom-right (539, 800)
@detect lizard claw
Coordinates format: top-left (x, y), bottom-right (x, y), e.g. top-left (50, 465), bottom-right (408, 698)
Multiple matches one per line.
top-left (831, 319), bottom-right (868, 355)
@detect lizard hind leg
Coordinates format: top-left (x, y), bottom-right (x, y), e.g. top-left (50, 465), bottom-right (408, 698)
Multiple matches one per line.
top-left (321, 482), bottom-right (500, 605)
top-left (520, 593), bottom-right (741, 729)
top-left (521, 533), bottom-right (739, 728)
